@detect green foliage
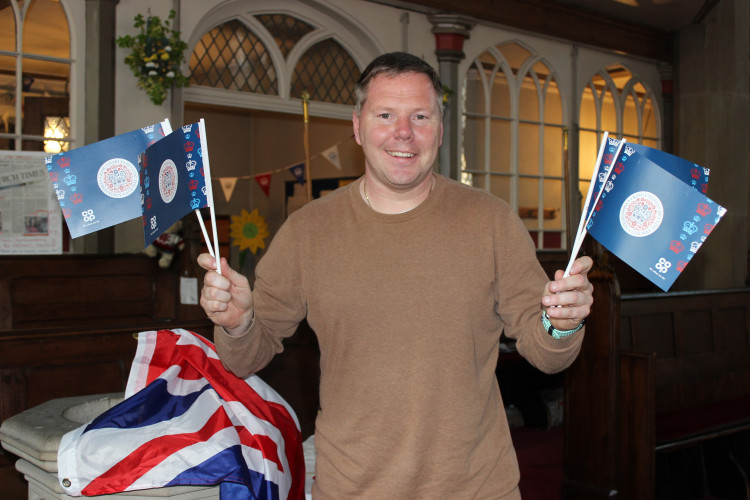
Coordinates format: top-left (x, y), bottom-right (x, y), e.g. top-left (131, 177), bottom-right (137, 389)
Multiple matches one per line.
top-left (116, 10), bottom-right (189, 105)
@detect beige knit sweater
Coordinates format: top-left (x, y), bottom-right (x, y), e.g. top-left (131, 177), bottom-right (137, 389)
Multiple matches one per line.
top-left (215, 174), bottom-right (584, 499)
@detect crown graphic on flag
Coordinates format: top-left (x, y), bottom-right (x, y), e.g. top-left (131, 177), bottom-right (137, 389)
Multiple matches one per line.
top-left (184, 141), bottom-right (195, 152)
top-left (696, 203), bottom-right (711, 216)
top-left (71, 193), bottom-right (83, 204)
top-left (682, 221), bottom-right (698, 234)
top-left (57, 157), bottom-right (70, 168)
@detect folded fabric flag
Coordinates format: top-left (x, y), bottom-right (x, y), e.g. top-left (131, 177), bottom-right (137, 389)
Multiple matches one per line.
top-left (586, 145), bottom-right (726, 291)
top-left (140, 122), bottom-right (211, 248)
top-left (45, 121), bottom-right (170, 238)
top-left (58, 329), bottom-right (305, 500)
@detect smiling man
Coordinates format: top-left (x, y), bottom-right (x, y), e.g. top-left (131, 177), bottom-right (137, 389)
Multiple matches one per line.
top-left (199, 52), bottom-right (593, 499)
top-left (352, 62), bottom-right (442, 213)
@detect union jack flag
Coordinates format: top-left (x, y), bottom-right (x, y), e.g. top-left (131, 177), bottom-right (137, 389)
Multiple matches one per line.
top-left (57, 329), bottom-right (305, 499)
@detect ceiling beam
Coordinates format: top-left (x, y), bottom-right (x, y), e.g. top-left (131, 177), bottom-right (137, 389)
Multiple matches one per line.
top-left (370, 0), bottom-right (674, 62)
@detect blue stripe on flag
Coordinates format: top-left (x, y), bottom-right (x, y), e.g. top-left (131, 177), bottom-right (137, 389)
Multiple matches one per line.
top-left (84, 378), bottom-right (211, 432)
top-left (167, 445), bottom-right (280, 500)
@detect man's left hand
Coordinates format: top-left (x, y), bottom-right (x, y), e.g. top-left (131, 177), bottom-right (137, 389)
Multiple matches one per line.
top-left (542, 256), bottom-right (594, 331)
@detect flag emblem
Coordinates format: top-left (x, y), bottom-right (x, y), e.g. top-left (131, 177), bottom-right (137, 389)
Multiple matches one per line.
top-left (158, 159), bottom-right (179, 203)
top-left (619, 191), bottom-right (663, 237)
top-left (97, 158), bottom-right (139, 199)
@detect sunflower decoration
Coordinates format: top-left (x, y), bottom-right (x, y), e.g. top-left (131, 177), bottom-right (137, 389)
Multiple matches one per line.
top-left (230, 209), bottom-right (270, 269)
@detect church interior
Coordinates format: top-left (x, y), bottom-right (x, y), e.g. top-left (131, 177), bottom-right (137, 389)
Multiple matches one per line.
top-left (1, 0), bottom-right (749, 498)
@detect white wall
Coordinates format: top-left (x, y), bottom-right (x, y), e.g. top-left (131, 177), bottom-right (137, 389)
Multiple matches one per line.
top-left (110, 0), bottom-right (663, 256)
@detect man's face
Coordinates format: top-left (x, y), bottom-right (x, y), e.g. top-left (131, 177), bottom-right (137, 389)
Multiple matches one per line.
top-left (352, 72), bottom-right (443, 192)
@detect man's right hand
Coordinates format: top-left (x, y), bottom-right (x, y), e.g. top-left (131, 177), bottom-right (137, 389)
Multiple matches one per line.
top-left (197, 253), bottom-right (254, 337)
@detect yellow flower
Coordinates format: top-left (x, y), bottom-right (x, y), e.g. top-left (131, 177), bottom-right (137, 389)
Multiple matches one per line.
top-left (230, 209), bottom-right (269, 255)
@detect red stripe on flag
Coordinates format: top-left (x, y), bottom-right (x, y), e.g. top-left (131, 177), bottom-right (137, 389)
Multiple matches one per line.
top-left (81, 405), bottom-right (286, 496)
top-left (134, 330), bottom-right (305, 499)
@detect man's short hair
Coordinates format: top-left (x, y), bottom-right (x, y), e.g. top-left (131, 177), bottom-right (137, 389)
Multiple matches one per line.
top-left (354, 52), bottom-right (443, 117)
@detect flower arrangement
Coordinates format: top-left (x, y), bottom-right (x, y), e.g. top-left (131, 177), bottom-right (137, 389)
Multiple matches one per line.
top-left (116, 10), bottom-right (189, 105)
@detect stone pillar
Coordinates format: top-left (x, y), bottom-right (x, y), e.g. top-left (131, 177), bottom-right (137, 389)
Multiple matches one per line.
top-left (428, 14), bottom-right (475, 181)
top-left (675, 0), bottom-right (749, 289)
top-left (82, 0), bottom-right (119, 254)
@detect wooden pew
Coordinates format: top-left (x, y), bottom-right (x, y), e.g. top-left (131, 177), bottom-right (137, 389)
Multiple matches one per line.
top-left (564, 276), bottom-right (750, 498)
top-left (0, 252), bottom-right (320, 440)
top-left (0, 254), bottom-right (213, 423)
top-left (620, 289), bottom-right (750, 498)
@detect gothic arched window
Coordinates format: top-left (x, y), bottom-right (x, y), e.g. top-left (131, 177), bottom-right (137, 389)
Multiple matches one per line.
top-left (578, 65), bottom-right (659, 209)
top-left (463, 41), bottom-right (566, 249)
top-left (0, 0), bottom-right (72, 152)
top-left (189, 13), bottom-right (360, 106)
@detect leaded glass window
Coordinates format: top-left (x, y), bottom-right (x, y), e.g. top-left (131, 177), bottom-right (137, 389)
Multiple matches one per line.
top-left (190, 20), bottom-right (278, 94)
top-left (189, 15), bottom-right (359, 106)
top-left (291, 39), bottom-right (359, 105)
top-left (254, 14), bottom-right (314, 58)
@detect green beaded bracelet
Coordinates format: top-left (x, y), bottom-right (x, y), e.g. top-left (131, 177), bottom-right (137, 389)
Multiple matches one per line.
top-left (541, 310), bottom-right (585, 339)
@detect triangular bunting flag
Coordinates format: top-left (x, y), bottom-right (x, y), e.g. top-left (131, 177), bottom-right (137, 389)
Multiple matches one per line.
top-left (289, 162), bottom-right (305, 184)
top-left (255, 173), bottom-right (272, 197)
top-left (220, 177), bottom-right (238, 203)
top-left (321, 144), bottom-right (341, 170)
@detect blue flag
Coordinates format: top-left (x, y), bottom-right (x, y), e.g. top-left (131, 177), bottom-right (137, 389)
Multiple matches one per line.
top-left (45, 121), bottom-right (169, 238)
top-left (140, 122), bottom-right (209, 248)
top-left (586, 145), bottom-right (726, 291)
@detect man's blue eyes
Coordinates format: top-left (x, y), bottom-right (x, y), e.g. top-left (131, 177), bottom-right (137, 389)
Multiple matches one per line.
top-left (377, 114), bottom-right (429, 120)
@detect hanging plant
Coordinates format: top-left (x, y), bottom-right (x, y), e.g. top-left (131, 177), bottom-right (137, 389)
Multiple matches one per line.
top-left (116, 10), bottom-right (189, 105)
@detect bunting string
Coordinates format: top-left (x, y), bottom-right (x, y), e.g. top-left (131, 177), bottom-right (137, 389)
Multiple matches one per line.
top-left (215, 135), bottom-right (353, 202)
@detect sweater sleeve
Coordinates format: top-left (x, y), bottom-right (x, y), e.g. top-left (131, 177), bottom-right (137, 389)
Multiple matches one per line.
top-left (492, 206), bottom-right (584, 374)
top-left (214, 216), bottom-right (308, 377)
